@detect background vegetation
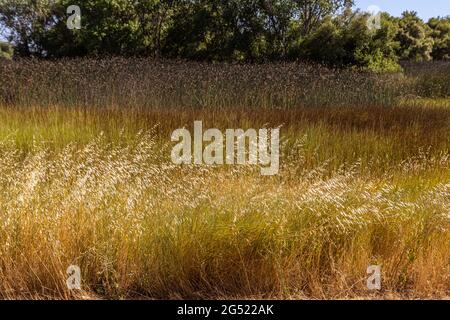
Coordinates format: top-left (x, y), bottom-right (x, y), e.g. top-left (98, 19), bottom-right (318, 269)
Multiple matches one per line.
top-left (1, 0), bottom-right (449, 71)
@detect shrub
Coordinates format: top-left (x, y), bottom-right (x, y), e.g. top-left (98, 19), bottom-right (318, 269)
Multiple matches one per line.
top-left (0, 42), bottom-right (13, 59)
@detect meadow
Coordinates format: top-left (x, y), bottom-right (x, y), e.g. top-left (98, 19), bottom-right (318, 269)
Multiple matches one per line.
top-left (0, 59), bottom-right (448, 299)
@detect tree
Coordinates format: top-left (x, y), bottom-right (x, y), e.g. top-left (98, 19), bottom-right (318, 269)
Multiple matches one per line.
top-left (292, 0), bottom-right (353, 35)
top-left (298, 12), bottom-right (401, 72)
top-left (0, 0), bottom-right (56, 56)
top-left (428, 16), bottom-right (450, 60)
top-left (0, 0), bottom-right (445, 67)
top-left (61, 0), bottom-right (141, 56)
top-left (353, 13), bottom-right (401, 72)
top-left (395, 11), bottom-right (434, 61)
top-left (0, 0), bottom-right (176, 57)
top-left (259, 0), bottom-right (295, 58)
top-left (133, 0), bottom-right (176, 57)
top-left (164, 0), bottom-right (269, 61)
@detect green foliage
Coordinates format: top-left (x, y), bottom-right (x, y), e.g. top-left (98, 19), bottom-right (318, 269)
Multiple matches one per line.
top-left (298, 13), bottom-right (401, 72)
top-left (0, 0), bottom-right (353, 60)
top-left (356, 49), bottom-right (401, 73)
top-left (0, 41), bottom-right (13, 59)
top-left (0, 0), bottom-right (55, 56)
top-left (0, 0), bottom-right (447, 69)
top-left (428, 17), bottom-right (450, 60)
top-left (354, 13), bottom-right (402, 72)
top-left (395, 11), bottom-right (434, 61)
top-left (44, 0), bottom-right (146, 57)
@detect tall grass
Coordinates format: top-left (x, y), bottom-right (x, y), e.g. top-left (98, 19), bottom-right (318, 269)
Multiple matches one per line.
top-left (0, 132), bottom-right (447, 299)
top-left (1, 58), bottom-right (408, 109)
top-left (0, 105), bottom-right (448, 173)
top-left (0, 58), bottom-right (448, 299)
top-left (402, 61), bottom-right (450, 99)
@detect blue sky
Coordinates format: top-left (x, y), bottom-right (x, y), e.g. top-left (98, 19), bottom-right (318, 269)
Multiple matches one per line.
top-left (354, 0), bottom-right (450, 21)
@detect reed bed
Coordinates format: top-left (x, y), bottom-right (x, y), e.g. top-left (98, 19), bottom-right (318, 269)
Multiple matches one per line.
top-left (1, 58), bottom-right (408, 109)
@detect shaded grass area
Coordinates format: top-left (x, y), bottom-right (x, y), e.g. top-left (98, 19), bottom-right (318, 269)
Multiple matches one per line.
top-left (0, 59), bottom-right (408, 108)
top-left (2, 59), bottom-right (448, 110)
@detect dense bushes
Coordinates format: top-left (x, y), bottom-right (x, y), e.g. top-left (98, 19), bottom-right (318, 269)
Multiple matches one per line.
top-left (296, 13), bottom-right (401, 72)
top-left (0, 41), bottom-right (12, 59)
top-left (428, 17), bottom-right (450, 60)
top-left (0, 1), bottom-right (449, 71)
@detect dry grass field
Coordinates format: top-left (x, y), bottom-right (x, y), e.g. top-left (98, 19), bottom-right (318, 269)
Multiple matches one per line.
top-left (0, 59), bottom-right (448, 299)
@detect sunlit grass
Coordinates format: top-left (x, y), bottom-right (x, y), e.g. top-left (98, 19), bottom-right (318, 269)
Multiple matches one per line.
top-left (0, 59), bottom-right (448, 299)
top-left (399, 97), bottom-right (450, 108)
top-left (0, 132), bottom-right (447, 299)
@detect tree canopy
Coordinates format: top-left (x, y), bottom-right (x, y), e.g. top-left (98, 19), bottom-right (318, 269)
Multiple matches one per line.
top-left (0, 0), bottom-right (449, 70)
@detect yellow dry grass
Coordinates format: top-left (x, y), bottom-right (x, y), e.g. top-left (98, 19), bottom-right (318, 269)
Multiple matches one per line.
top-left (0, 59), bottom-right (448, 299)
